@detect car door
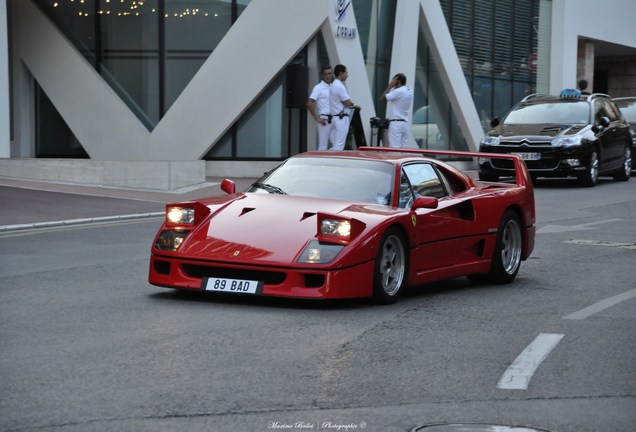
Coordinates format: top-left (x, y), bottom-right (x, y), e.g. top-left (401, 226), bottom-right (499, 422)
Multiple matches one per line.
top-left (400, 163), bottom-right (470, 272)
top-left (594, 99), bottom-right (623, 164)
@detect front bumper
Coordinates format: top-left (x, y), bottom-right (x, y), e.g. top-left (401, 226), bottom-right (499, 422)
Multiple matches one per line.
top-left (148, 254), bottom-right (376, 299)
top-left (479, 145), bottom-right (591, 178)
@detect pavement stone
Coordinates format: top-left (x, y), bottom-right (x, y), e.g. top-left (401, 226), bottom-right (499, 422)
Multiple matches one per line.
top-left (0, 177), bottom-right (258, 231)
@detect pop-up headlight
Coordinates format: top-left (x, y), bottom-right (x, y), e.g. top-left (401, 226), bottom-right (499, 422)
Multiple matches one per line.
top-left (316, 214), bottom-right (365, 245)
top-left (164, 202), bottom-right (210, 227)
top-left (167, 206), bottom-right (195, 224)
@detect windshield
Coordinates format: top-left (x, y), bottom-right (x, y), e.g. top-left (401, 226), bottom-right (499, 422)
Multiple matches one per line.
top-left (246, 157), bottom-right (394, 205)
top-left (504, 101), bottom-right (590, 125)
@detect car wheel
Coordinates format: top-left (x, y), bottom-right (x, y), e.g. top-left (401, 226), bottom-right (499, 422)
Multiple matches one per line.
top-left (488, 210), bottom-right (523, 284)
top-left (372, 227), bottom-right (407, 304)
top-left (478, 172), bottom-right (499, 182)
top-left (613, 145), bottom-right (631, 181)
top-left (578, 148), bottom-right (599, 187)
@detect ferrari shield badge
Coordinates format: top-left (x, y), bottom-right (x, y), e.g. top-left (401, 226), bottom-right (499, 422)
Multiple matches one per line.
top-left (411, 214), bottom-right (417, 227)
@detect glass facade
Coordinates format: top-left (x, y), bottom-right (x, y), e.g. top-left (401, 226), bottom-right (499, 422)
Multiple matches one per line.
top-left (440, 0), bottom-right (545, 125)
top-left (30, 0), bottom-right (550, 160)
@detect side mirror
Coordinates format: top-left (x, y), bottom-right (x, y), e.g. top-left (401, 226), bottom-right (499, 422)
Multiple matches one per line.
top-left (220, 179), bottom-right (236, 195)
top-left (592, 116), bottom-right (610, 134)
top-left (490, 117), bottom-right (500, 128)
top-left (411, 196), bottom-right (439, 210)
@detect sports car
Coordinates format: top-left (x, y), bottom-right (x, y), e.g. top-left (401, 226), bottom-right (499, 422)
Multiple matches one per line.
top-left (149, 148), bottom-right (536, 304)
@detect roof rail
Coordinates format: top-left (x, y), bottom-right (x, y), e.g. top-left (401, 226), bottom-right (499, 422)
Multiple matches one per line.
top-left (521, 93), bottom-right (548, 102)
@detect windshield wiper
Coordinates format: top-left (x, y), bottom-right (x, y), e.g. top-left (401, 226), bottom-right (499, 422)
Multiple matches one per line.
top-left (251, 182), bottom-right (287, 195)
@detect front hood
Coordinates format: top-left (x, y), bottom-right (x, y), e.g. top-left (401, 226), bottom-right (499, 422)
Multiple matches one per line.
top-left (492, 123), bottom-right (588, 140)
top-left (175, 194), bottom-right (394, 264)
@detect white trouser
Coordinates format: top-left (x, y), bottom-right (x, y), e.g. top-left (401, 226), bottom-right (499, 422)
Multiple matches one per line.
top-left (387, 120), bottom-right (408, 148)
top-left (316, 120), bottom-right (333, 151)
top-left (330, 115), bottom-right (350, 150)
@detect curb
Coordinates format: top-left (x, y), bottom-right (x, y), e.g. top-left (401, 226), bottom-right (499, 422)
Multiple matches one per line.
top-left (0, 212), bottom-right (165, 233)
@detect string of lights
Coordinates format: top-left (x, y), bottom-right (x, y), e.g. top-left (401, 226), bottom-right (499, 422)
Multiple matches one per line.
top-left (49, 0), bottom-right (221, 18)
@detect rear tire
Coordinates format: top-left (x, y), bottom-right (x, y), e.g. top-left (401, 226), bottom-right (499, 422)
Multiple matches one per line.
top-left (613, 145), bottom-right (631, 181)
top-left (488, 210), bottom-right (523, 284)
top-left (372, 228), bottom-right (407, 304)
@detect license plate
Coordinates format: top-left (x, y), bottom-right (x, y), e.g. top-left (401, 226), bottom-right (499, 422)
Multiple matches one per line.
top-left (203, 277), bottom-right (263, 295)
top-left (512, 152), bottom-right (541, 161)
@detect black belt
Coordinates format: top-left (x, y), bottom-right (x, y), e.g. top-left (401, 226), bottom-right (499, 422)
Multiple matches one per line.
top-left (389, 118), bottom-right (406, 122)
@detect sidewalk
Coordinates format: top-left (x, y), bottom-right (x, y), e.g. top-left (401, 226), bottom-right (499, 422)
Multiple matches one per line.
top-left (0, 177), bottom-right (257, 231)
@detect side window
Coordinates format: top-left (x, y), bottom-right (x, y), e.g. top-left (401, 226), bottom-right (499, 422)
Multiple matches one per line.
top-left (398, 172), bottom-right (415, 208)
top-left (595, 99), bottom-right (617, 123)
top-left (603, 101), bottom-right (620, 121)
top-left (402, 163), bottom-right (447, 200)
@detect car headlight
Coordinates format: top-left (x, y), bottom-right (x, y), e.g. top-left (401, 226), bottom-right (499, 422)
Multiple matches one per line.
top-left (164, 202), bottom-right (210, 227)
top-left (297, 240), bottom-right (344, 264)
top-left (155, 229), bottom-right (190, 251)
top-left (481, 136), bottom-right (500, 146)
top-left (316, 214), bottom-right (366, 245)
top-left (321, 219), bottom-right (351, 237)
top-left (552, 136), bottom-right (583, 147)
top-left (167, 206), bottom-right (195, 224)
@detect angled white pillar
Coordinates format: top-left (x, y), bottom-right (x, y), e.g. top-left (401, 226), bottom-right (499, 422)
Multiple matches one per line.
top-left (322, 1), bottom-right (376, 143)
top-left (390, 0), bottom-right (420, 148)
top-left (418, 0), bottom-right (483, 151)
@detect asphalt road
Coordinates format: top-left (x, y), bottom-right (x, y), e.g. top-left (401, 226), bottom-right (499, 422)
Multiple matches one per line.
top-left (1, 176), bottom-right (635, 432)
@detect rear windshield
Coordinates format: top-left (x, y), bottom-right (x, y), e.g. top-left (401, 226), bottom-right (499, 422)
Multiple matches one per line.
top-left (504, 101), bottom-right (590, 125)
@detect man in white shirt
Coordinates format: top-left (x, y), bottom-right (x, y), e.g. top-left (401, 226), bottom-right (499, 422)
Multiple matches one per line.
top-left (329, 64), bottom-right (360, 150)
top-left (306, 66), bottom-right (333, 151)
top-left (381, 73), bottom-right (413, 148)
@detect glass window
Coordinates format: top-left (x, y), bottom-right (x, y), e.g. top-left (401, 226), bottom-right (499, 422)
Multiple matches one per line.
top-left (35, 84), bottom-right (88, 158)
top-left (164, 1), bottom-right (249, 113)
top-left (413, 21), bottom-right (467, 151)
top-left (440, 0), bottom-right (545, 129)
top-left (353, 0), bottom-right (396, 110)
top-left (403, 163), bottom-right (447, 200)
top-left (247, 157), bottom-right (394, 205)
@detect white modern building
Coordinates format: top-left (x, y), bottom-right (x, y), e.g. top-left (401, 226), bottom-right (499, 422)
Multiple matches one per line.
top-left (1, 0), bottom-right (635, 190)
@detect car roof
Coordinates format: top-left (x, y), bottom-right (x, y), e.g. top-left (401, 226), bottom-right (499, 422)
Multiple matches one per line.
top-left (297, 150), bottom-right (439, 164)
top-left (519, 92), bottom-right (611, 104)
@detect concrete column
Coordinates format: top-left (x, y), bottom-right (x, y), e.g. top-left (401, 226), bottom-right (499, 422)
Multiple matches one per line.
top-left (0, 0), bottom-right (10, 158)
top-left (577, 39), bottom-right (595, 92)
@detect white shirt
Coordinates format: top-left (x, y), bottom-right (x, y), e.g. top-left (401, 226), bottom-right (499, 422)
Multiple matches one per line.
top-left (385, 86), bottom-right (413, 121)
top-left (309, 80), bottom-right (331, 115)
top-left (329, 79), bottom-right (350, 115)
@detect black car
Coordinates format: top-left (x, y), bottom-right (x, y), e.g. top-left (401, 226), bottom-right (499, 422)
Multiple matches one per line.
top-left (479, 89), bottom-right (632, 186)
top-left (612, 97), bottom-right (636, 161)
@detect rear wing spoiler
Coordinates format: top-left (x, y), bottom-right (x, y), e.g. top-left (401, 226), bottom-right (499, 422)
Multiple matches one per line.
top-left (356, 146), bottom-right (532, 189)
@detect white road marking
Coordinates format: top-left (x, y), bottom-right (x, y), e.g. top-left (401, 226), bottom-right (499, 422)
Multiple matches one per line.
top-left (563, 239), bottom-right (636, 250)
top-left (563, 288), bottom-right (636, 320)
top-left (537, 218), bottom-right (622, 234)
top-left (497, 333), bottom-right (564, 390)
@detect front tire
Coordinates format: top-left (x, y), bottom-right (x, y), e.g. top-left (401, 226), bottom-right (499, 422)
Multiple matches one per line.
top-left (578, 148), bottom-right (599, 187)
top-left (613, 145), bottom-right (632, 181)
top-left (372, 228), bottom-right (407, 304)
top-left (488, 210), bottom-right (523, 284)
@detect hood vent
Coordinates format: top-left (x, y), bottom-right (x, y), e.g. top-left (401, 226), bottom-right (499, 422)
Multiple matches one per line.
top-left (301, 212), bottom-right (316, 221)
top-left (239, 207), bottom-right (255, 217)
top-left (538, 126), bottom-right (563, 136)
